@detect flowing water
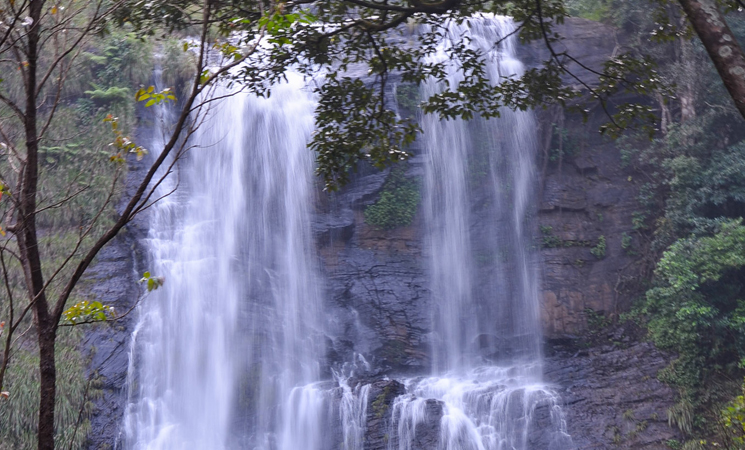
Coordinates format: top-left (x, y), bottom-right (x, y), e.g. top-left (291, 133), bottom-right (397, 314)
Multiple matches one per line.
top-left (387, 16), bottom-right (573, 450)
top-left (122, 15), bottom-right (571, 450)
top-left (122, 73), bottom-right (329, 450)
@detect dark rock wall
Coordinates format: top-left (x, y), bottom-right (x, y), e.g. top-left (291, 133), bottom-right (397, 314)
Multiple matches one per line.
top-left (314, 17), bottom-right (678, 449)
top-left (315, 152), bottom-right (433, 374)
top-left (536, 108), bottom-right (646, 338)
top-left (84, 102), bottom-right (166, 449)
top-left (523, 17), bottom-right (648, 338)
top-left (82, 234), bottom-right (139, 450)
top-left (546, 340), bottom-right (682, 449)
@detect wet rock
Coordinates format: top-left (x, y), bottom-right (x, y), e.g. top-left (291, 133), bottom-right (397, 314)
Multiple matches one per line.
top-left (404, 399), bottom-right (443, 450)
top-left (364, 379), bottom-right (407, 450)
top-left (363, 378), bottom-right (444, 450)
top-left (313, 208), bottom-right (355, 245)
top-left (318, 163), bottom-right (432, 374)
top-left (544, 341), bottom-right (682, 449)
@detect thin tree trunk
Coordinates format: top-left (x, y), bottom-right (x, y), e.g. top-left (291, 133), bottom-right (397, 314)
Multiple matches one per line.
top-left (678, 0), bottom-right (745, 119)
top-left (37, 329), bottom-right (56, 450)
top-left (14, 0), bottom-right (56, 449)
top-left (679, 36), bottom-right (697, 122)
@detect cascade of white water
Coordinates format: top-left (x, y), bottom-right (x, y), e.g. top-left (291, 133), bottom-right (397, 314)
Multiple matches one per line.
top-left (121, 16), bottom-right (569, 450)
top-left (389, 16), bottom-right (573, 450)
top-left (424, 15), bottom-right (542, 374)
top-left (122, 73), bottom-right (327, 450)
top-left (333, 353), bottom-right (373, 450)
top-left (339, 379), bottom-right (371, 450)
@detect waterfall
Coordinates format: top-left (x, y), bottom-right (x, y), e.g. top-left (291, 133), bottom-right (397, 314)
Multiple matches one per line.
top-left (122, 73), bottom-right (328, 450)
top-left (388, 16), bottom-right (573, 450)
top-left (424, 17), bottom-right (543, 373)
top-left (120, 14), bottom-right (571, 450)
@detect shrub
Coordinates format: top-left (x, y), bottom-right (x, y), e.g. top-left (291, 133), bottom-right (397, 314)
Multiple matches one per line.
top-left (590, 235), bottom-right (606, 259)
top-left (365, 167), bottom-right (420, 229)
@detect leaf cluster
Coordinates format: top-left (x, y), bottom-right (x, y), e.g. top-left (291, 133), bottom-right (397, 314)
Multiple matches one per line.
top-left (113, 0), bottom-right (667, 190)
top-left (62, 300), bottom-right (115, 324)
top-left (642, 220), bottom-right (745, 421)
top-left (721, 381), bottom-right (745, 446)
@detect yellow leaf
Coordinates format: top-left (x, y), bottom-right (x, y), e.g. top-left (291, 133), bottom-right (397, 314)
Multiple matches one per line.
top-left (51, 6), bottom-right (58, 14)
top-left (0, 226), bottom-right (5, 237)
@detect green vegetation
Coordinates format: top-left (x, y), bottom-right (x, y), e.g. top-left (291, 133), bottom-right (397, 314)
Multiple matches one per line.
top-left (371, 385), bottom-right (393, 419)
top-left (719, 382), bottom-right (745, 447)
top-left (585, 308), bottom-right (611, 332)
top-left (365, 166), bottom-right (421, 230)
top-left (643, 220), bottom-right (745, 408)
top-left (0, 326), bottom-right (98, 450)
top-left (623, 119), bottom-right (745, 437)
top-left (549, 125), bottom-right (580, 163)
top-left (539, 226), bottom-right (601, 253)
top-left (621, 232), bottom-right (635, 256)
top-left (564, 0), bottom-right (610, 21)
top-left (590, 235), bottom-right (606, 259)
top-left (540, 226), bottom-right (563, 248)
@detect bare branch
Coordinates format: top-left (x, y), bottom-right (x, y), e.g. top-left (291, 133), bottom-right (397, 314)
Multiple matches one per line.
top-left (534, 0), bottom-right (619, 127)
top-left (0, 92), bottom-right (25, 121)
top-left (0, 249), bottom-right (16, 390)
top-left (51, 0), bottom-right (221, 323)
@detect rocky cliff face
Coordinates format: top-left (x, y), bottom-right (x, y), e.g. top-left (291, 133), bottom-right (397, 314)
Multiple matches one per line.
top-left (315, 153), bottom-right (432, 374)
top-left (527, 18), bottom-right (649, 338)
top-left (312, 17), bottom-right (679, 449)
top-left (314, 128), bottom-right (680, 449)
top-left (536, 107), bottom-right (647, 338)
top-left (85, 17), bottom-right (680, 450)
top-left (546, 337), bottom-right (681, 449)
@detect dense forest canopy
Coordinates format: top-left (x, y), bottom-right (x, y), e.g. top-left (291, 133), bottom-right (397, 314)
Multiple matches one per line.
top-left (1, 0), bottom-right (745, 449)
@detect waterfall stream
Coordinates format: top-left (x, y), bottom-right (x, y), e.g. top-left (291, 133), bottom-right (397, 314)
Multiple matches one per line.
top-left (387, 17), bottom-right (573, 450)
top-left (121, 15), bottom-right (572, 450)
top-left (122, 73), bottom-right (328, 450)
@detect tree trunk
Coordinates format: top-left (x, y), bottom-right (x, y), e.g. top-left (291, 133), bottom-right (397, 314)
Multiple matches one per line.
top-left (14, 1), bottom-right (57, 449)
top-left (37, 329), bottom-right (56, 450)
top-left (678, 0), bottom-right (745, 119)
